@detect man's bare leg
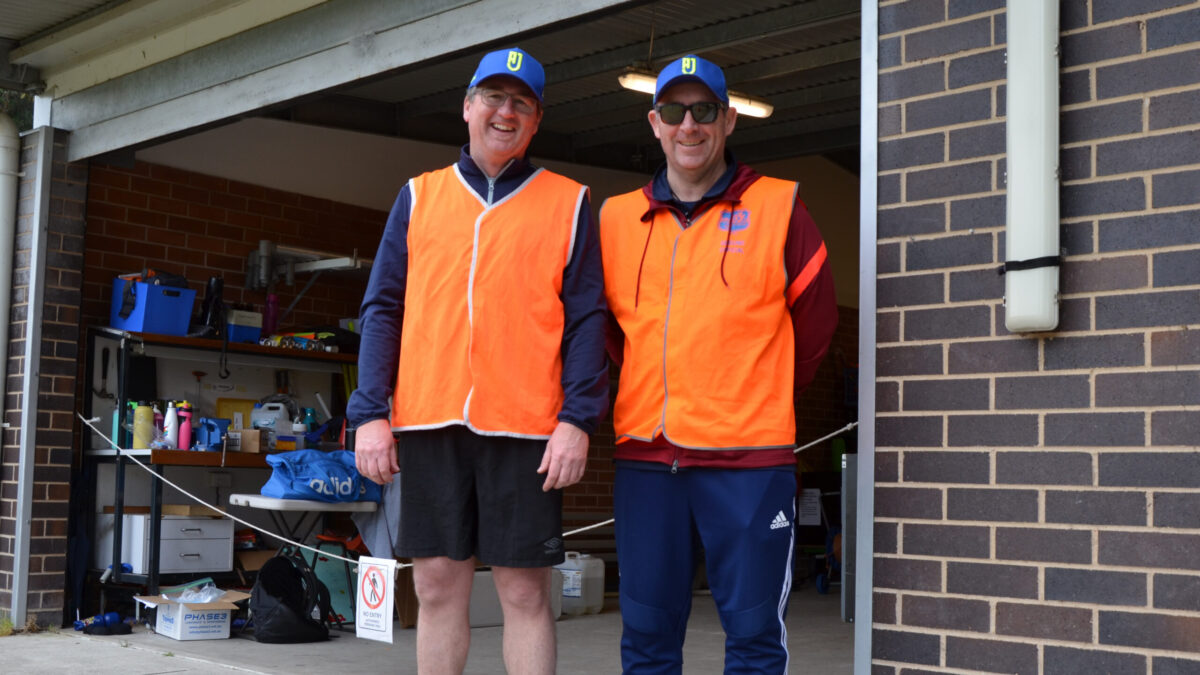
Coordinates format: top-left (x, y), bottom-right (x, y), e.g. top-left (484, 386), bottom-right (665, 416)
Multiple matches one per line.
top-left (492, 566), bottom-right (555, 675)
top-left (412, 556), bottom-right (475, 674)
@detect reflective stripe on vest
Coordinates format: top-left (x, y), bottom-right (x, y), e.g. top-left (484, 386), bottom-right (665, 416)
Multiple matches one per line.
top-left (392, 165), bottom-right (586, 438)
top-left (599, 175), bottom-right (798, 450)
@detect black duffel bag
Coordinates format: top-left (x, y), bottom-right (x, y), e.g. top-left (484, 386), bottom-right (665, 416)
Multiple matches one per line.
top-left (250, 548), bottom-right (331, 643)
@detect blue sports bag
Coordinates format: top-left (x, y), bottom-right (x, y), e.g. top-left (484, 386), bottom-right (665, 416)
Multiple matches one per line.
top-left (261, 449), bottom-right (381, 503)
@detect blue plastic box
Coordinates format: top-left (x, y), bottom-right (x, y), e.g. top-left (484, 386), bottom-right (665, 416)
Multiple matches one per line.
top-left (225, 309), bottom-right (262, 344)
top-left (109, 277), bottom-right (196, 336)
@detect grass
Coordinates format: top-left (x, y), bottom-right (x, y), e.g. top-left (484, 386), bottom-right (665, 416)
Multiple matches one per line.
top-left (0, 614), bottom-right (12, 637)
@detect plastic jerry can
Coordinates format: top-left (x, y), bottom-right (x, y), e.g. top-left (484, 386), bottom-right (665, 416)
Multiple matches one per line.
top-left (555, 551), bottom-right (604, 615)
top-left (251, 402), bottom-right (290, 447)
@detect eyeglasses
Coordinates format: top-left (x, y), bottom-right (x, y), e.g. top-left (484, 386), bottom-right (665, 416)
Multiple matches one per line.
top-left (475, 88), bottom-right (539, 115)
top-left (654, 101), bottom-right (725, 125)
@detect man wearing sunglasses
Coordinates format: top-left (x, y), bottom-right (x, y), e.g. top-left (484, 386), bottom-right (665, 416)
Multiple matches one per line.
top-left (350, 47), bottom-right (608, 674)
top-left (599, 55), bottom-right (837, 673)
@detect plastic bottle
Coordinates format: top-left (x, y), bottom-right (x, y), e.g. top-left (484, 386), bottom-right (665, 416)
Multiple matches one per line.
top-left (554, 551), bottom-right (605, 616)
top-left (292, 420), bottom-right (308, 451)
top-left (164, 401), bottom-right (179, 449)
top-left (303, 407), bottom-right (319, 432)
top-left (110, 407), bottom-right (120, 447)
top-left (251, 402), bottom-right (290, 448)
top-left (178, 401), bottom-right (193, 451)
top-left (74, 611), bottom-right (120, 631)
top-left (263, 293), bottom-right (279, 335)
top-left (132, 403), bottom-right (154, 449)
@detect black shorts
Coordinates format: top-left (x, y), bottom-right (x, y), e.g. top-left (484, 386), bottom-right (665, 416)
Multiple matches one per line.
top-left (397, 425), bottom-right (565, 568)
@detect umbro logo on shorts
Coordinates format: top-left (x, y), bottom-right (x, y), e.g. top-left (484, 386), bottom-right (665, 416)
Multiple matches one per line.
top-left (543, 536), bottom-right (563, 555)
top-left (769, 511), bottom-right (790, 530)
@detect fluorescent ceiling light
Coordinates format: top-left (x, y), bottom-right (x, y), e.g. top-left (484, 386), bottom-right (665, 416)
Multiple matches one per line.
top-left (617, 68), bottom-right (775, 119)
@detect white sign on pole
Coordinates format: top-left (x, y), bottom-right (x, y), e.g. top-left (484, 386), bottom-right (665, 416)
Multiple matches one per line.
top-left (356, 556), bottom-right (396, 643)
top-left (797, 488), bottom-right (822, 526)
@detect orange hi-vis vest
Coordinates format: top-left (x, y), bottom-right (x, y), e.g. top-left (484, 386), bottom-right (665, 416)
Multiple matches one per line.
top-left (391, 165), bottom-right (587, 439)
top-left (600, 176), bottom-right (801, 450)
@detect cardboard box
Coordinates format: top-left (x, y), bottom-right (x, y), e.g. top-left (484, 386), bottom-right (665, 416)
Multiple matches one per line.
top-left (109, 277), bottom-right (196, 336)
top-left (134, 588), bottom-right (251, 640)
top-left (225, 428), bottom-right (267, 453)
top-left (235, 548), bottom-right (277, 573)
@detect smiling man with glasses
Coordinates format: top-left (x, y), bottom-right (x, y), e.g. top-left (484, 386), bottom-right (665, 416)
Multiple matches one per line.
top-left (599, 55), bottom-right (838, 673)
top-left (350, 47), bottom-right (607, 674)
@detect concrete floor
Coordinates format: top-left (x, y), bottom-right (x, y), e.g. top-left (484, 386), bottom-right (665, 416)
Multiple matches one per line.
top-left (5, 588), bottom-right (853, 673)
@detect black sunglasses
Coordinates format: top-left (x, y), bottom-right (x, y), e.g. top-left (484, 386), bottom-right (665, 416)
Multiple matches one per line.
top-left (654, 101), bottom-right (725, 125)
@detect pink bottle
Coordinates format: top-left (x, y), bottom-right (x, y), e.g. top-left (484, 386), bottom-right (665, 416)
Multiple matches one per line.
top-left (178, 401), bottom-right (193, 451)
top-left (263, 293), bottom-right (279, 335)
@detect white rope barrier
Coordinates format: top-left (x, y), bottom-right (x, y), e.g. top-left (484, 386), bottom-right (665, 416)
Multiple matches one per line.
top-left (80, 412), bottom-right (859, 578)
top-left (78, 413), bottom-right (360, 565)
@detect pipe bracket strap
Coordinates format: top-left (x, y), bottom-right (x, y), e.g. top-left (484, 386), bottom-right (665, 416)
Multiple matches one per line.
top-left (998, 255), bottom-right (1060, 275)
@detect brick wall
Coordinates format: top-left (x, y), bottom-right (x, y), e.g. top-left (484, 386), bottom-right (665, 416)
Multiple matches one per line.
top-left (875, 0), bottom-right (1200, 671)
top-left (0, 128), bottom-right (88, 625)
top-left (83, 161), bottom-right (385, 332)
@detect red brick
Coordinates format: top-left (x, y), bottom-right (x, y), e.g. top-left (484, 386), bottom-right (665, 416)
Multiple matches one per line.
top-left (186, 233), bottom-right (226, 254)
top-left (188, 173), bottom-right (228, 192)
top-left (229, 181), bottom-right (265, 199)
top-left (167, 215), bottom-right (208, 233)
top-left (206, 252), bottom-right (245, 272)
top-left (87, 201), bottom-right (127, 221)
top-left (125, 240), bottom-right (167, 259)
top-left (247, 199), bottom-right (283, 218)
top-left (149, 164), bottom-right (192, 184)
top-left (106, 188), bottom-right (151, 209)
top-left (171, 183), bottom-right (209, 204)
top-left (263, 187), bottom-right (300, 206)
top-left (210, 192), bottom-right (247, 212)
top-left (126, 208), bottom-right (168, 228)
top-left (130, 176), bottom-right (172, 198)
top-left (88, 169), bottom-right (130, 189)
top-left (164, 246), bottom-right (206, 267)
top-left (145, 227), bottom-right (188, 248)
top-left (205, 221), bottom-right (246, 241)
top-left (147, 195), bottom-right (189, 216)
top-left (226, 210), bottom-right (262, 229)
top-left (188, 203), bottom-right (227, 223)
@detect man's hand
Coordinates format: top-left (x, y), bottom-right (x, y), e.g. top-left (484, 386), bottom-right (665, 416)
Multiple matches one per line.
top-left (537, 421), bottom-right (588, 491)
top-left (354, 418), bottom-right (399, 485)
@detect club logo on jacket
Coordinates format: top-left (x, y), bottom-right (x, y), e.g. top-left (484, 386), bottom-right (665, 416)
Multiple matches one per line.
top-left (718, 209), bottom-right (750, 254)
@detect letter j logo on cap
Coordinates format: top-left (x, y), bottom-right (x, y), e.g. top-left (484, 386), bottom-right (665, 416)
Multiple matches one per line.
top-left (507, 50), bottom-right (523, 72)
top-left (682, 57), bottom-right (697, 74)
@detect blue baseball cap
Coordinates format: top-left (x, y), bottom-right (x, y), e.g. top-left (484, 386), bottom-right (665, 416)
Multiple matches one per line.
top-left (654, 55), bottom-right (728, 104)
top-left (468, 47), bottom-right (545, 102)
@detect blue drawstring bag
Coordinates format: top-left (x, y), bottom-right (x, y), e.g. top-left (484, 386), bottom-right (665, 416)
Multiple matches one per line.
top-left (261, 449), bottom-right (381, 503)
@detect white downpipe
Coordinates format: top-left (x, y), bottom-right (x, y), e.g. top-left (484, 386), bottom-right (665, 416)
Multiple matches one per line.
top-left (0, 114), bottom-right (18, 396)
top-left (12, 127), bottom-right (52, 626)
top-left (855, 1), bottom-right (878, 673)
top-left (1004, 0), bottom-right (1060, 332)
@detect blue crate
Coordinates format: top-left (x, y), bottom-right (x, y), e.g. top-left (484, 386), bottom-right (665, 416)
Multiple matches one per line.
top-left (110, 277), bottom-right (196, 336)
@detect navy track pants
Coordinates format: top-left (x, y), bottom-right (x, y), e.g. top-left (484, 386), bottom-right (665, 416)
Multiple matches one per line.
top-left (614, 464), bottom-right (797, 674)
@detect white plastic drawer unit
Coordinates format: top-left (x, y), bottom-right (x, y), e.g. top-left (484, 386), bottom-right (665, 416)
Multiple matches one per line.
top-left (95, 514), bottom-right (235, 574)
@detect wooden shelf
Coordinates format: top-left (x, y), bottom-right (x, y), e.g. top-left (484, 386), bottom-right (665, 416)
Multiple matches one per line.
top-left (85, 448), bottom-right (269, 469)
top-left (96, 326), bottom-right (357, 364)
